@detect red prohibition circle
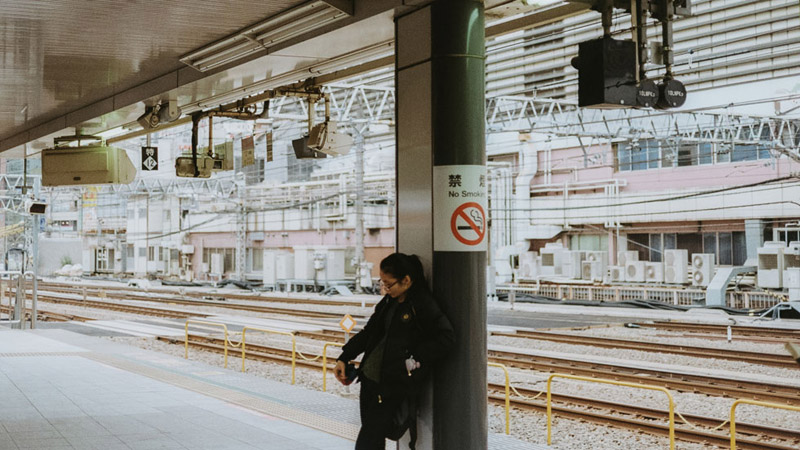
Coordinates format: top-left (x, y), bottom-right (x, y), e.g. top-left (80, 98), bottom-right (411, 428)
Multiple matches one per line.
top-left (450, 202), bottom-right (486, 246)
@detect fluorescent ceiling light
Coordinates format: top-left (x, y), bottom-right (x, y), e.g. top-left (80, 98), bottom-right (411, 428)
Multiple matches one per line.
top-left (181, 1), bottom-right (350, 72)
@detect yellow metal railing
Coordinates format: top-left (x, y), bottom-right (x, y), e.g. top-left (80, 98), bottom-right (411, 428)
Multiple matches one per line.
top-left (241, 326), bottom-right (296, 384)
top-left (547, 374), bottom-right (675, 450)
top-left (185, 320), bottom-right (230, 368)
top-left (322, 342), bottom-right (344, 392)
top-left (488, 362), bottom-right (511, 435)
top-left (730, 399), bottom-right (800, 450)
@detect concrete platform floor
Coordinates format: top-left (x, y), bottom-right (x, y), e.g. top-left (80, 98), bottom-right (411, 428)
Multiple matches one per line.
top-left (0, 329), bottom-right (542, 450)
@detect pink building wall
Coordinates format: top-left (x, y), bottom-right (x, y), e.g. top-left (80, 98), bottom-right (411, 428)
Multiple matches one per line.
top-left (532, 144), bottom-right (800, 194)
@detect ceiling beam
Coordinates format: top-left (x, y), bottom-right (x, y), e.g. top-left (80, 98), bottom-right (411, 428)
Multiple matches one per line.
top-left (320, 0), bottom-right (354, 15)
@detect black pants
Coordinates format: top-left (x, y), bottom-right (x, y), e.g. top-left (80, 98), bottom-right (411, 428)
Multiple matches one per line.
top-left (355, 378), bottom-right (401, 450)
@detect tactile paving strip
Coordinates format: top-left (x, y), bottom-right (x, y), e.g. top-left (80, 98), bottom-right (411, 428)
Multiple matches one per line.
top-left (81, 352), bottom-right (360, 440)
top-left (0, 352), bottom-right (85, 357)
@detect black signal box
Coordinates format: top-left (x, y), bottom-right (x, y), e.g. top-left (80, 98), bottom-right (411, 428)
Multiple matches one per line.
top-left (575, 37), bottom-right (637, 109)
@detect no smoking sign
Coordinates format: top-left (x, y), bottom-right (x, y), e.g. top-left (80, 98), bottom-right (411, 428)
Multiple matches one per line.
top-left (451, 202), bottom-right (486, 245)
top-left (433, 165), bottom-right (487, 252)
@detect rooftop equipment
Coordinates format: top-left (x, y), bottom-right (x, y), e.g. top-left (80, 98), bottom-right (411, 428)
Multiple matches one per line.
top-left (757, 241), bottom-right (786, 289)
top-left (644, 262), bottom-right (664, 283)
top-left (625, 260), bottom-right (646, 283)
top-left (691, 253), bottom-right (715, 287)
top-left (663, 249), bottom-right (688, 284)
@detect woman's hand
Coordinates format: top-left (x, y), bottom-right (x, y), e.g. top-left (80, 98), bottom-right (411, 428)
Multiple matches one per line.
top-left (333, 360), bottom-right (347, 384)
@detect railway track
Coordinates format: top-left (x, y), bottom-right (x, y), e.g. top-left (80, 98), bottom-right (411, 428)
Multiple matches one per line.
top-left (639, 321), bottom-right (800, 340)
top-left (35, 309), bottom-right (95, 322)
top-left (489, 386), bottom-right (799, 450)
top-left (174, 334), bottom-right (800, 405)
top-left (491, 329), bottom-right (799, 369)
top-left (32, 286), bottom-right (366, 320)
top-left (38, 281), bottom-right (374, 308)
top-left (35, 294), bottom-right (205, 319)
top-left (169, 335), bottom-right (800, 449)
top-left (488, 348), bottom-right (800, 406)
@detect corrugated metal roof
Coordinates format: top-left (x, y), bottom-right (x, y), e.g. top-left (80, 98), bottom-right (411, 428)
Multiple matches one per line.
top-left (0, 0), bottom-right (304, 147)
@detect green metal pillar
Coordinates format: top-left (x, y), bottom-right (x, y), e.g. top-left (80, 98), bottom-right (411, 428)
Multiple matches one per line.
top-left (396, 1), bottom-right (487, 449)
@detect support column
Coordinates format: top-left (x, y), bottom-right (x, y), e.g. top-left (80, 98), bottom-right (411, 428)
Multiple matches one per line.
top-left (396, 1), bottom-right (487, 449)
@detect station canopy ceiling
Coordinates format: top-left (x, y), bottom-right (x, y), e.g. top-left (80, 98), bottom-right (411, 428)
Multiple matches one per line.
top-left (0, 0), bottom-right (585, 157)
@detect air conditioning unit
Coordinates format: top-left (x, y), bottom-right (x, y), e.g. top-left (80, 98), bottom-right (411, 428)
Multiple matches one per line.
top-left (663, 249), bottom-right (688, 284)
top-left (609, 265), bottom-right (624, 282)
top-left (618, 250), bottom-right (639, 266)
top-left (625, 261), bottom-right (646, 283)
top-left (275, 252), bottom-right (294, 280)
top-left (785, 268), bottom-right (800, 301)
top-left (582, 261), bottom-right (605, 281)
top-left (518, 252), bottom-right (539, 281)
top-left (691, 253), bottom-right (715, 287)
top-left (644, 262), bottom-right (664, 283)
top-left (42, 144), bottom-right (136, 186)
top-left (540, 243), bottom-right (567, 276)
top-left (562, 250), bottom-right (585, 279)
top-left (757, 241), bottom-right (786, 289)
top-left (782, 242), bottom-right (800, 288)
top-left (585, 251), bottom-right (609, 266)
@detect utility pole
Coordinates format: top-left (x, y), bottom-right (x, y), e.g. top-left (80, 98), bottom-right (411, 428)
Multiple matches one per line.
top-left (353, 127), bottom-right (365, 293)
top-left (235, 178), bottom-right (246, 281)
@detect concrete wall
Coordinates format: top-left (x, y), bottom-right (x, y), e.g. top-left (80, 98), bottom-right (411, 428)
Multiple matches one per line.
top-left (37, 238), bottom-right (82, 276)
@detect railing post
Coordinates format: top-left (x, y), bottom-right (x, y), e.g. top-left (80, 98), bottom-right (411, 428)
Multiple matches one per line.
top-left (322, 342), bottom-right (344, 392)
top-left (241, 326), bottom-right (296, 384)
top-left (488, 363), bottom-right (510, 435)
top-left (547, 373), bottom-right (675, 450)
top-left (730, 399), bottom-right (800, 450)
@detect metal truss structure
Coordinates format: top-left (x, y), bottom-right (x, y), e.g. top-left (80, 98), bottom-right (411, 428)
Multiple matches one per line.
top-left (485, 95), bottom-right (800, 163)
top-left (267, 83), bottom-right (395, 128)
top-left (0, 175), bottom-right (41, 272)
top-left (52, 177), bottom-right (239, 199)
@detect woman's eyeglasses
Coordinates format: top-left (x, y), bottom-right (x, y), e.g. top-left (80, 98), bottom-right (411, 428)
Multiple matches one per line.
top-left (380, 279), bottom-right (399, 290)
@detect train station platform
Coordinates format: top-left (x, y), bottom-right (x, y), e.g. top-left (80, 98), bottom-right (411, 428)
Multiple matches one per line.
top-left (0, 329), bottom-right (543, 450)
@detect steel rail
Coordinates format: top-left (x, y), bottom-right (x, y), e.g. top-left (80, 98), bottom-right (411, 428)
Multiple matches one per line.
top-left (36, 294), bottom-right (201, 319)
top-left (489, 391), bottom-right (799, 450)
top-left (34, 285), bottom-right (366, 320)
top-left (639, 321), bottom-right (800, 339)
top-left (38, 281), bottom-right (373, 308)
top-left (487, 383), bottom-right (800, 443)
top-left (492, 330), bottom-right (798, 369)
top-left (487, 349), bottom-right (800, 406)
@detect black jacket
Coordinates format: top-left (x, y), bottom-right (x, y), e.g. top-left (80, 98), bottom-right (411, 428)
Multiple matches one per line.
top-left (338, 289), bottom-right (455, 396)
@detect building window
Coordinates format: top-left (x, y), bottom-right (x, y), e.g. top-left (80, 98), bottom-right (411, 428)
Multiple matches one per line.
top-left (701, 231), bottom-right (746, 266)
top-left (618, 140), bottom-right (660, 171)
top-left (203, 248), bottom-right (236, 274)
top-left (247, 248), bottom-right (264, 272)
top-left (628, 233), bottom-right (677, 262)
top-left (617, 133), bottom-right (771, 172)
top-left (569, 234), bottom-right (608, 252)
